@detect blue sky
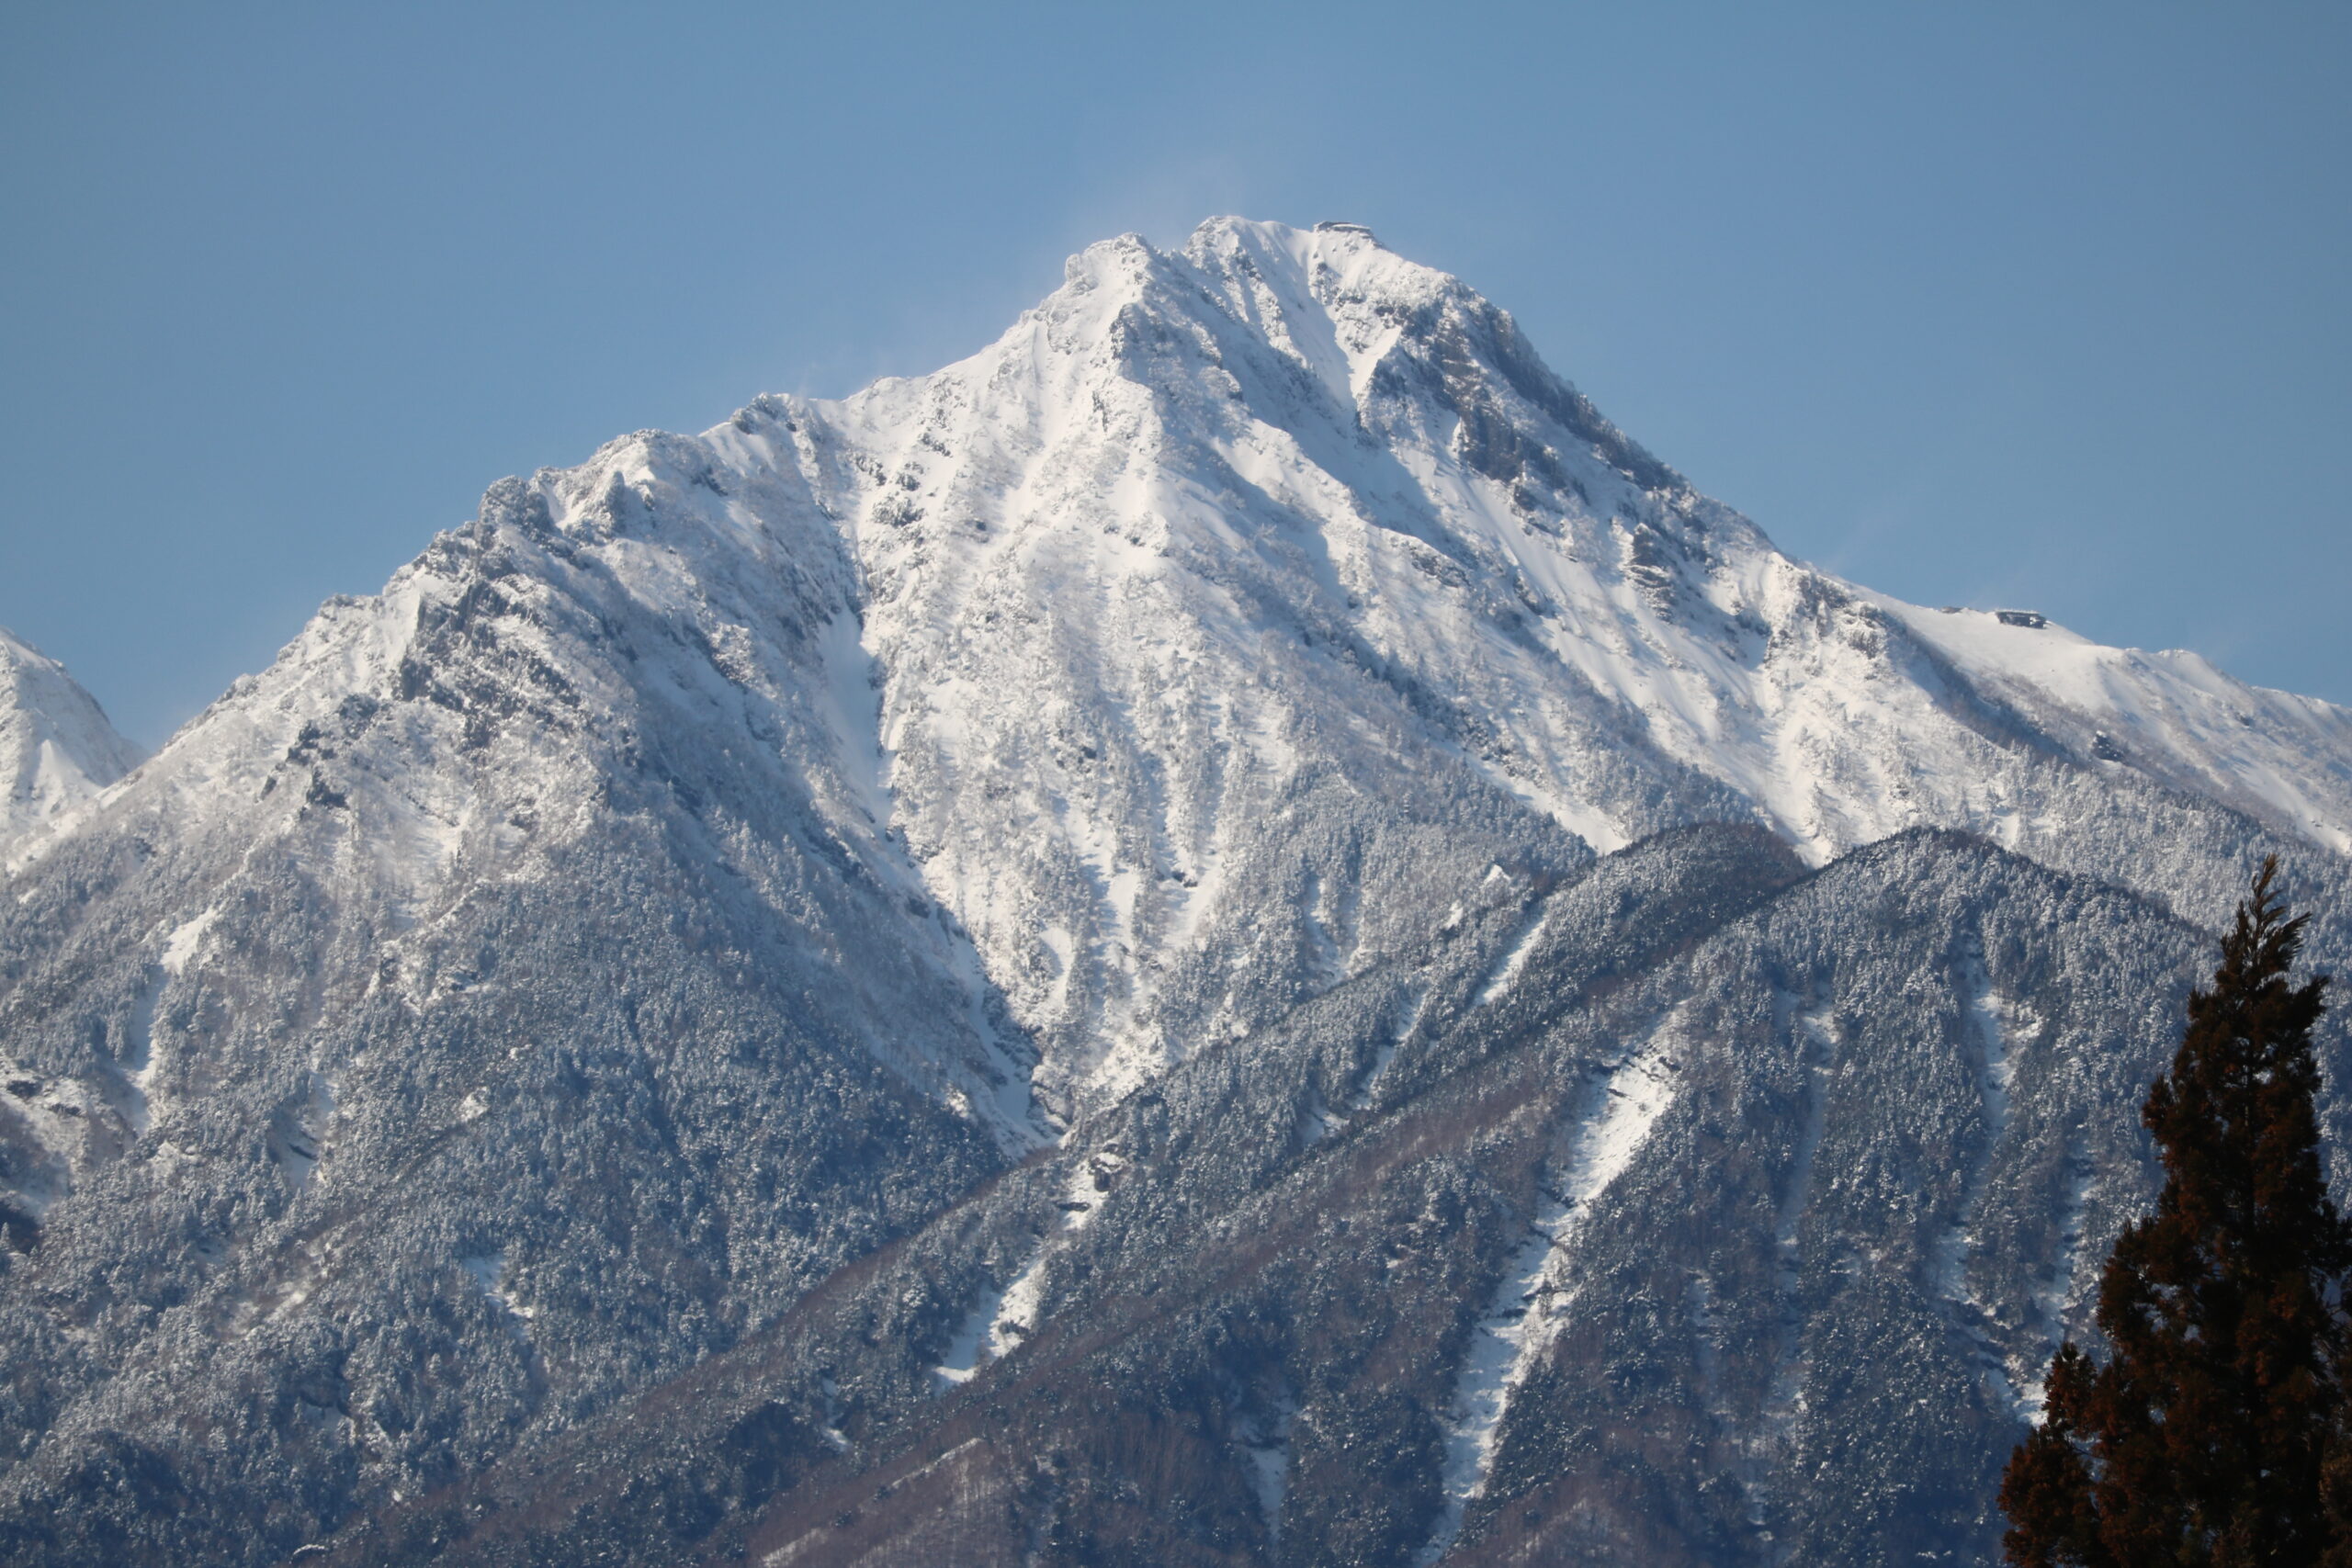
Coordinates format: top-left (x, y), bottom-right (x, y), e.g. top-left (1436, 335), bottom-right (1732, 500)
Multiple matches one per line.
top-left (4, 1), bottom-right (2346, 744)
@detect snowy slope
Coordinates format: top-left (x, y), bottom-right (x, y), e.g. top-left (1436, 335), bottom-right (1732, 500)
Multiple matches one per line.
top-left (0, 628), bottom-right (139, 856)
top-left (1873, 595), bottom-right (2352, 852)
top-left (3, 216), bottom-right (2349, 1568)
top-left (0, 452), bottom-right (1042, 1560)
top-left (10, 218), bottom-right (2344, 1126)
top-left (732, 216), bottom-right (2352, 1101)
top-left (6, 444), bottom-right (1046, 1147)
top-left (23, 220), bottom-right (2344, 1114)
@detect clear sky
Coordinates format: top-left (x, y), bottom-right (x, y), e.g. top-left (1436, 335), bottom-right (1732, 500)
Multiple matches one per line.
top-left (4, 1), bottom-right (2346, 746)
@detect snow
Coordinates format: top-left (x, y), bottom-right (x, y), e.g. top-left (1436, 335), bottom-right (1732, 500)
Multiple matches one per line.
top-left (1423, 1014), bottom-right (1683, 1562)
top-left (460, 1249), bottom-right (537, 1322)
top-left (4, 215), bottom-right (2351, 1567)
top-left (988, 1248), bottom-right (1051, 1361)
top-left (811, 607), bottom-right (892, 835)
top-left (160, 907), bottom-right (221, 976)
top-left (1474, 891), bottom-right (1555, 1008)
top-left (931, 1281), bottom-right (1004, 1389)
top-left (754, 215), bottom-right (2352, 1119)
top-left (1237, 1382), bottom-right (1298, 1544)
top-left (1934, 964), bottom-right (2034, 1422)
top-left (1877, 597), bottom-right (2352, 856)
top-left (967, 1149), bottom-right (1130, 1374)
top-left (2022, 1155), bottom-right (2098, 1418)
top-left (0, 627), bottom-right (141, 865)
top-left (13, 213), bottom-right (2352, 1196)
top-left (933, 1146), bottom-right (1130, 1389)
top-left (769, 215), bottom-right (2352, 1122)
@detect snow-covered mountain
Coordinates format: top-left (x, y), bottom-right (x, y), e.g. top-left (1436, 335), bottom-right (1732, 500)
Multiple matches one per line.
top-left (0, 628), bottom-right (139, 857)
top-left (701, 216), bottom-right (2352, 1106)
top-left (815, 217), bottom-right (2352, 877)
top-left (0, 219), bottom-right (2345, 1568)
top-left (15, 219), bottom-right (2349, 1120)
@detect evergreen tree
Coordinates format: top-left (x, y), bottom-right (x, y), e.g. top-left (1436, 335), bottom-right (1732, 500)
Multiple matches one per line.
top-left (2002, 857), bottom-right (2351, 1567)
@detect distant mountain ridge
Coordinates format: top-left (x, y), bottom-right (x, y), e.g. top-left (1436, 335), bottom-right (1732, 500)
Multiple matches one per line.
top-left (0, 219), bottom-right (2344, 1568)
top-left (0, 628), bottom-right (140, 862)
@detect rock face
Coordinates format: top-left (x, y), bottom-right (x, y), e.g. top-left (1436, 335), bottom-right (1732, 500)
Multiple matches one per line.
top-left (0, 219), bottom-right (2346, 1567)
top-left (0, 628), bottom-right (140, 861)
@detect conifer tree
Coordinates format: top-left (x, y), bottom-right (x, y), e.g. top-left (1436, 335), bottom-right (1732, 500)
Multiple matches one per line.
top-left (2002, 857), bottom-right (2351, 1567)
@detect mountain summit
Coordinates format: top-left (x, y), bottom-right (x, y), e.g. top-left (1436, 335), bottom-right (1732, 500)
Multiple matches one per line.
top-left (0, 628), bottom-right (138, 859)
top-left (0, 220), bottom-right (2345, 1568)
top-left (768, 214), bottom-right (2352, 1099)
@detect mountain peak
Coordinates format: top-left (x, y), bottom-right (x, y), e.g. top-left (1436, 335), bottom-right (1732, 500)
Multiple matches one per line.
top-left (4, 220), bottom-right (2352, 1568)
top-left (1177, 216), bottom-right (1682, 493)
top-left (0, 626), bottom-right (139, 852)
